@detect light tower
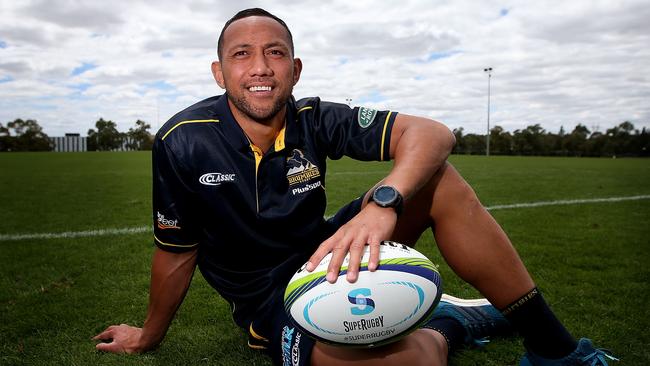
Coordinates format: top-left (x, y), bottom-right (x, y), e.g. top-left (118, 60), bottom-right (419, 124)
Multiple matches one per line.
top-left (484, 67), bottom-right (493, 156)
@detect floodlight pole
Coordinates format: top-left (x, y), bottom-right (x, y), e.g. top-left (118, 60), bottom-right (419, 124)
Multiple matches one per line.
top-left (484, 67), bottom-right (492, 156)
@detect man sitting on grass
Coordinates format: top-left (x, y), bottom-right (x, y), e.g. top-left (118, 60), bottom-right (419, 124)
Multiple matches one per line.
top-left (95, 8), bottom-right (617, 366)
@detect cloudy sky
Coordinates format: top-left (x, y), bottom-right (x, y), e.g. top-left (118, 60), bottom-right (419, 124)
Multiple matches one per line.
top-left (0, 0), bottom-right (648, 136)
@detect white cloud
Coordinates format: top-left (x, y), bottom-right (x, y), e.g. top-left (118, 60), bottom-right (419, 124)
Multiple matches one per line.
top-left (0, 0), bottom-right (647, 136)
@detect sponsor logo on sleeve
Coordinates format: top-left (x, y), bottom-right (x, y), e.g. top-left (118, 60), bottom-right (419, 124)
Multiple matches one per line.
top-left (357, 107), bottom-right (378, 128)
top-left (157, 212), bottom-right (180, 230)
top-left (199, 172), bottom-right (236, 186)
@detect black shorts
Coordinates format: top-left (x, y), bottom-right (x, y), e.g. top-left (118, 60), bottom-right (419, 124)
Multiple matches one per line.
top-left (248, 195), bottom-right (365, 366)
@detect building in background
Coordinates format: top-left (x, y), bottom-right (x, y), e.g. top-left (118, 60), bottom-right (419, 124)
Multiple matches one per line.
top-left (51, 133), bottom-right (87, 152)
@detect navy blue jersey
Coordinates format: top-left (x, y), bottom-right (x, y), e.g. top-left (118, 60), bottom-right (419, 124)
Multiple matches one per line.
top-left (152, 94), bottom-right (397, 326)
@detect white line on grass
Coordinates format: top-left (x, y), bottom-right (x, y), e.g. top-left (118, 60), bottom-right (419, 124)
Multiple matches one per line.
top-left (0, 226), bottom-right (149, 242)
top-left (1, 195), bottom-right (649, 242)
top-left (485, 194), bottom-right (650, 211)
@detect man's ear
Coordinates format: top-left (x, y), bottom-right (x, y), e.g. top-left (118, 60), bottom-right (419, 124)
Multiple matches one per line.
top-left (293, 58), bottom-right (303, 86)
top-left (211, 61), bottom-right (225, 89)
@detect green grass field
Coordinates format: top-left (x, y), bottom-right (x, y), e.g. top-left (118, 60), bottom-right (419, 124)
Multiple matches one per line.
top-left (1, 152), bottom-right (649, 365)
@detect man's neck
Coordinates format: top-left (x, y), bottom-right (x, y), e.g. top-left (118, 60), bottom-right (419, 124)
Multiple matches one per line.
top-left (228, 100), bottom-right (286, 154)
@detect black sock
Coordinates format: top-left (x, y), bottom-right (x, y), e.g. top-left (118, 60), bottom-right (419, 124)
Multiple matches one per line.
top-left (501, 287), bottom-right (577, 359)
top-left (423, 317), bottom-right (467, 353)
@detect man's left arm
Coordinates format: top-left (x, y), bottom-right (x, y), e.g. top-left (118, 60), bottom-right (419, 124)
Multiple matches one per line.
top-left (306, 113), bottom-right (455, 282)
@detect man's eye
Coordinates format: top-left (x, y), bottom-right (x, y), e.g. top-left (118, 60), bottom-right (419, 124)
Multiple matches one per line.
top-left (234, 51), bottom-right (248, 57)
top-left (268, 50), bottom-right (284, 56)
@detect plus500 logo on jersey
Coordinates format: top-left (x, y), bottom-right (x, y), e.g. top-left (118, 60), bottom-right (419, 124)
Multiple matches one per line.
top-left (348, 288), bottom-right (375, 315)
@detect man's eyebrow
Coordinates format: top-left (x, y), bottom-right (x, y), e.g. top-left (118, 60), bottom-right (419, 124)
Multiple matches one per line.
top-left (264, 41), bottom-right (289, 49)
top-left (229, 43), bottom-right (252, 50)
top-left (228, 42), bottom-right (289, 51)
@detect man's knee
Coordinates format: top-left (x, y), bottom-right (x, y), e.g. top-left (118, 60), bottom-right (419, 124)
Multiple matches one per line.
top-left (429, 162), bottom-right (483, 219)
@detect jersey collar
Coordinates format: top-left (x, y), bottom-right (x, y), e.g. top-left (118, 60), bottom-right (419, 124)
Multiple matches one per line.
top-left (215, 93), bottom-right (301, 154)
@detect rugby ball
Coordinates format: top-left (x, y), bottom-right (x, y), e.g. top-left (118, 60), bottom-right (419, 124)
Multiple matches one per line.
top-left (284, 241), bottom-right (442, 347)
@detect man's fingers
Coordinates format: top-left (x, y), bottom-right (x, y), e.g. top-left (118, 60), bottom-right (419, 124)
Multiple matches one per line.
top-left (306, 235), bottom-right (337, 272)
top-left (92, 327), bottom-right (115, 340)
top-left (368, 238), bottom-right (381, 271)
top-left (345, 241), bottom-right (367, 283)
top-left (326, 240), bottom-right (349, 283)
top-left (95, 340), bottom-right (124, 353)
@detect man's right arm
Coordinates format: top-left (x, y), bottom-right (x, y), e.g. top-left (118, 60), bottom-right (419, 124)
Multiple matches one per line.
top-left (93, 247), bottom-right (198, 353)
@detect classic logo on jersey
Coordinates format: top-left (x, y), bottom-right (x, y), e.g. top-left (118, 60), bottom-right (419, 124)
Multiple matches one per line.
top-left (286, 149), bottom-right (320, 186)
top-left (357, 107), bottom-right (378, 128)
top-left (199, 172), bottom-right (236, 186)
top-left (281, 326), bottom-right (301, 366)
top-left (157, 212), bottom-right (180, 230)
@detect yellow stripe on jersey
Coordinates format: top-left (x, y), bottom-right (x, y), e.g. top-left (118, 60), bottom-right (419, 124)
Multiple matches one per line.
top-left (247, 341), bottom-right (267, 350)
top-left (250, 144), bottom-right (263, 172)
top-left (153, 234), bottom-right (199, 248)
top-left (274, 125), bottom-right (286, 152)
top-left (161, 119), bottom-right (220, 141)
top-left (249, 323), bottom-right (269, 342)
top-left (298, 106), bottom-right (313, 114)
top-left (380, 111), bottom-right (393, 161)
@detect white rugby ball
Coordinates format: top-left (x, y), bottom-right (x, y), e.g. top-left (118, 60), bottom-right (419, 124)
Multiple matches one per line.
top-left (284, 241), bottom-right (442, 347)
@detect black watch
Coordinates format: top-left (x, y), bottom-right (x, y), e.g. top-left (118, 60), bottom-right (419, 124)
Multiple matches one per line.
top-left (368, 185), bottom-right (403, 216)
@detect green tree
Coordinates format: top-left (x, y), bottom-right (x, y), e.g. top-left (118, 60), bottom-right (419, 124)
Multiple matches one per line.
top-left (603, 121), bottom-right (636, 157)
top-left (126, 120), bottom-right (153, 150)
top-left (464, 133), bottom-right (486, 155)
top-left (489, 125), bottom-right (513, 155)
top-left (87, 118), bottom-right (124, 151)
top-left (586, 131), bottom-right (606, 156)
top-left (512, 124), bottom-right (545, 155)
top-left (3, 119), bottom-right (53, 151)
top-left (564, 124), bottom-right (590, 156)
top-left (0, 123), bottom-right (9, 151)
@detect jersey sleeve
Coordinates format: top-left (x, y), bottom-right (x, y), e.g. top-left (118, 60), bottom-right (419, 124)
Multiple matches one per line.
top-left (306, 99), bottom-right (397, 161)
top-left (151, 137), bottom-right (201, 253)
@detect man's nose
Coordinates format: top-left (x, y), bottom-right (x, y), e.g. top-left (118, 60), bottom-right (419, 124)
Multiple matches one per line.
top-left (249, 52), bottom-right (273, 77)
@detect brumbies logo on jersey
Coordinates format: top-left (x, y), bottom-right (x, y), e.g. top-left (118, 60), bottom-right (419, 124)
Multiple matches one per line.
top-left (286, 149), bottom-right (322, 196)
top-left (286, 149), bottom-right (320, 185)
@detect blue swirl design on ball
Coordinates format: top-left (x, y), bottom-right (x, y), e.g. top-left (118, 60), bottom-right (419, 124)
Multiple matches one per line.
top-left (303, 292), bottom-right (345, 335)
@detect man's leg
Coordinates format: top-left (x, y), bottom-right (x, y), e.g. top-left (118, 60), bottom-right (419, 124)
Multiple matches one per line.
top-left (311, 328), bottom-right (448, 366)
top-left (378, 162), bottom-right (606, 363)
top-left (386, 162), bottom-right (534, 307)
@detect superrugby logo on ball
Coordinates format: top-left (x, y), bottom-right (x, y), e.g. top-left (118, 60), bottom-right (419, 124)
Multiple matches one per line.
top-left (283, 241), bottom-right (442, 347)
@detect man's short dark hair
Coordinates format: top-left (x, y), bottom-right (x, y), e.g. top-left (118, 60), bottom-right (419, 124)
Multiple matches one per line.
top-left (217, 8), bottom-right (294, 60)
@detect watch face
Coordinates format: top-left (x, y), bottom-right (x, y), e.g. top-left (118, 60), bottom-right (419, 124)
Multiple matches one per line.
top-left (374, 186), bottom-right (397, 204)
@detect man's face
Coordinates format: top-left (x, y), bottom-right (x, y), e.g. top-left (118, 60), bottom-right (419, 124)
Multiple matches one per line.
top-left (213, 16), bottom-right (302, 123)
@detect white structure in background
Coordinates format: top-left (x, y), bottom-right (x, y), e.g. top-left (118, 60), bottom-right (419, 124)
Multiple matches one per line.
top-left (50, 134), bottom-right (139, 152)
top-left (51, 133), bottom-right (87, 152)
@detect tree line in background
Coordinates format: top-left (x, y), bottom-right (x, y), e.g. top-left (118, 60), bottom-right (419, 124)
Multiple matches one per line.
top-left (0, 118), bottom-right (154, 152)
top-left (1, 118), bottom-right (648, 157)
top-left (454, 121), bottom-right (649, 157)
top-left (86, 118), bottom-right (153, 151)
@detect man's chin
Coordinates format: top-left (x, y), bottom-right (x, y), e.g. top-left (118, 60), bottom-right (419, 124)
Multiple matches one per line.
top-left (229, 95), bottom-right (287, 123)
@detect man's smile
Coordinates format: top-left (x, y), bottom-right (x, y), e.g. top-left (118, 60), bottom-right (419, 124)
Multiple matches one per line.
top-left (248, 85), bottom-right (273, 92)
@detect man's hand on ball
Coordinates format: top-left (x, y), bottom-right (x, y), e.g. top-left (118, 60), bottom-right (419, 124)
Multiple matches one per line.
top-left (306, 203), bottom-right (397, 283)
